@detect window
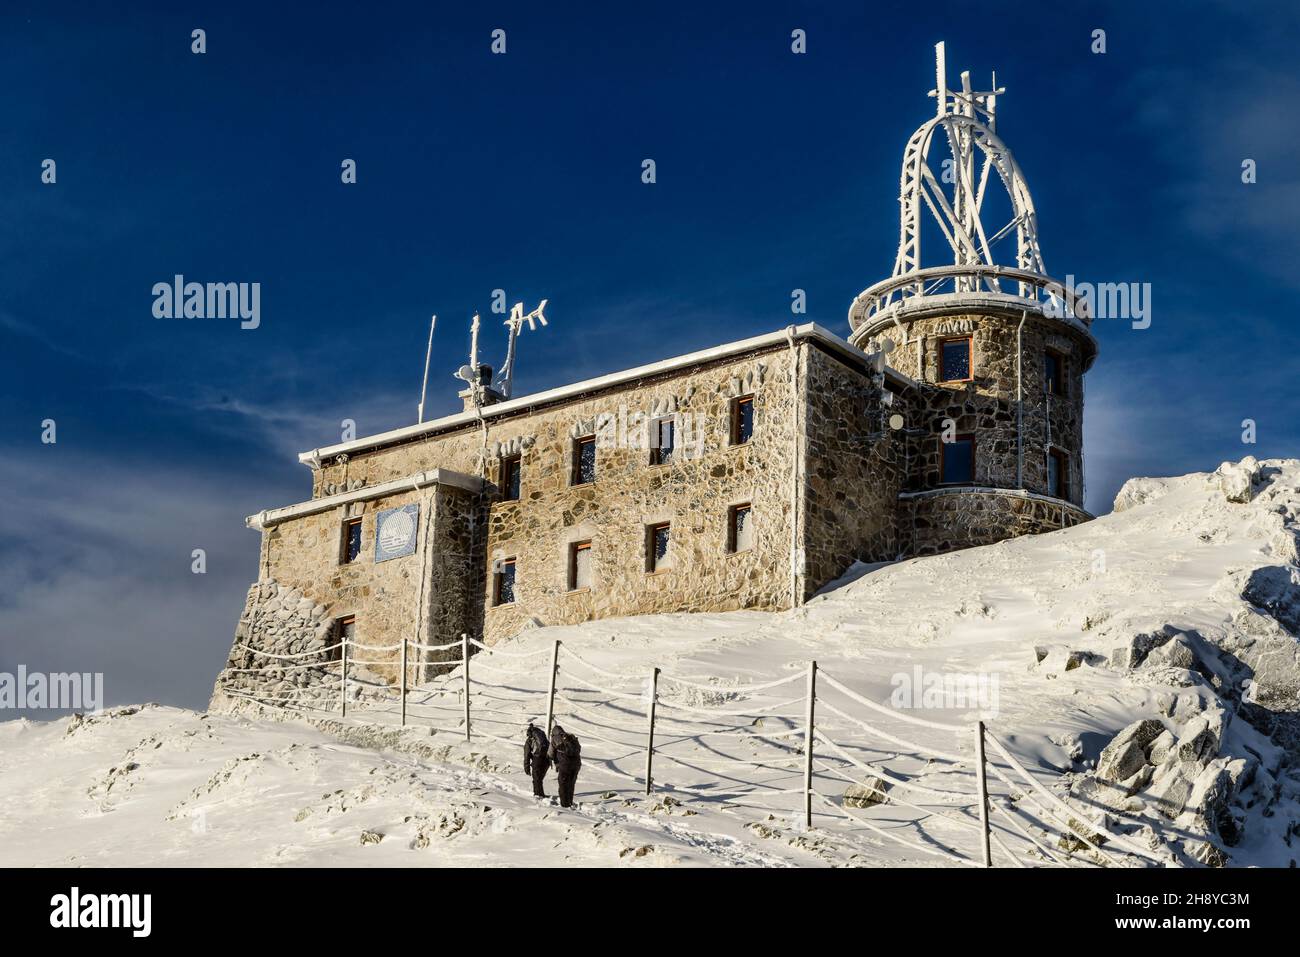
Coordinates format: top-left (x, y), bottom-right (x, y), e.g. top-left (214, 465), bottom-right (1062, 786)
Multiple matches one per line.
top-left (568, 540), bottom-right (592, 591)
top-left (728, 503), bottom-right (753, 553)
top-left (1048, 448), bottom-right (1069, 499)
top-left (1044, 350), bottom-right (1065, 397)
top-left (493, 558), bottom-right (517, 606)
top-left (730, 395), bottom-right (755, 445)
top-left (572, 435), bottom-right (596, 485)
top-left (646, 522), bottom-right (671, 573)
top-left (501, 454), bottom-right (521, 501)
top-left (650, 417), bottom-right (675, 465)
top-left (940, 434), bottom-right (975, 484)
top-left (341, 518), bottom-right (362, 564)
top-left (939, 337), bottom-right (972, 382)
top-left (329, 615), bottom-right (355, 661)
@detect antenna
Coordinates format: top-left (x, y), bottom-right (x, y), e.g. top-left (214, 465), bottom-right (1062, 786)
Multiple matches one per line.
top-left (496, 298), bottom-right (549, 399)
top-left (417, 314), bottom-right (437, 423)
top-left (468, 313), bottom-right (481, 372)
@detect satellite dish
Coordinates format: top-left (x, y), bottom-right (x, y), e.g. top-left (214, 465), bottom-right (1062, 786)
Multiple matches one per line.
top-left (879, 337), bottom-right (895, 354)
top-left (888, 413), bottom-right (905, 431)
top-left (456, 364), bottom-right (475, 383)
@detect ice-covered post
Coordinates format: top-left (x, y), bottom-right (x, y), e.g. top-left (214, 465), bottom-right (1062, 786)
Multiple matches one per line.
top-left (975, 720), bottom-right (991, 867)
top-left (644, 667), bottom-right (659, 795)
top-left (340, 637), bottom-right (348, 719)
top-left (400, 639), bottom-right (408, 727)
top-left (802, 660), bottom-right (817, 829)
top-left (545, 639), bottom-right (561, 737)
top-left (462, 633), bottom-right (472, 742)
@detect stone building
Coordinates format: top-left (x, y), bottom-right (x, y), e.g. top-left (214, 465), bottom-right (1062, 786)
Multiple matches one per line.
top-left (213, 44), bottom-right (1097, 694)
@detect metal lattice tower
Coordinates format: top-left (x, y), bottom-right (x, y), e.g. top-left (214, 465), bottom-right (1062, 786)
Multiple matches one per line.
top-left (849, 42), bottom-right (1088, 339)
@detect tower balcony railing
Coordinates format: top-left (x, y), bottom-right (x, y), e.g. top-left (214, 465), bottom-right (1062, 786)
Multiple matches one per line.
top-left (848, 265), bottom-right (1092, 337)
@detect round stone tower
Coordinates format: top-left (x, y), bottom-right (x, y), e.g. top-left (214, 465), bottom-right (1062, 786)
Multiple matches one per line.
top-left (849, 42), bottom-right (1098, 556)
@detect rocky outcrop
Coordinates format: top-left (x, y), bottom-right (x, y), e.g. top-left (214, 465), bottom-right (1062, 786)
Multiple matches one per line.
top-left (1217, 457), bottom-right (1259, 505)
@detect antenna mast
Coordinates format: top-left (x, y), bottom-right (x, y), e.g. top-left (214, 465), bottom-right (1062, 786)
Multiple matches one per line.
top-left (496, 298), bottom-right (549, 399)
top-left (417, 314), bottom-right (437, 423)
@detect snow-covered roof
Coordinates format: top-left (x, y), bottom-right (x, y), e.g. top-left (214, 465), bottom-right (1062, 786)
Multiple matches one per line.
top-left (298, 323), bottom-right (911, 468)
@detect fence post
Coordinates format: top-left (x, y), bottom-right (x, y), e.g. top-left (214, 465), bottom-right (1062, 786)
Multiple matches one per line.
top-left (644, 667), bottom-right (659, 796)
top-left (803, 660), bottom-right (817, 829)
top-left (340, 638), bottom-right (348, 719)
top-left (545, 639), bottom-right (561, 737)
top-left (400, 639), bottom-right (408, 727)
top-left (975, 720), bottom-right (992, 867)
top-left (462, 633), bottom-right (472, 743)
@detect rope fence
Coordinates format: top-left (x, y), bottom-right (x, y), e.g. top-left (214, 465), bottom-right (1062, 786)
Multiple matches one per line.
top-left (217, 634), bottom-right (1163, 868)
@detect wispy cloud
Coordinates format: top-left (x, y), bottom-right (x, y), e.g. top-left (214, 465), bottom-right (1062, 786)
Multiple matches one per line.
top-left (0, 450), bottom-right (268, 718)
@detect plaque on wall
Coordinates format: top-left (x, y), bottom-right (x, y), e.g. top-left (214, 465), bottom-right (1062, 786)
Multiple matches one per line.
top-left (374, 504), bottom-right (419, 562)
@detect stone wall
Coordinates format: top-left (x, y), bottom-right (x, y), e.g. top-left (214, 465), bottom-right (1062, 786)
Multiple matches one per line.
top-left (420, 483), bottom-right (485, 675)
top-left (221, 319), bottom-right (1096, 680)
top-left (255, 344), bottom-right (804, 651)
top-left (209, 579), bottom-right (338, 711)
top-left (475, 346), bottom-right (801, 643)
top-left (900, 487), bottom-right (1090, 557)
top-left (801, 344), bottom-right (911, 593)
top-left (253, 482), bottom-right (479, 682)
top-left (863, 310), bottom-right (1089, 507)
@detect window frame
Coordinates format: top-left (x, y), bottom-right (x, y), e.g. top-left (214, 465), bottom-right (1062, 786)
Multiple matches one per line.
top-left (938, 336), bottom-right (974, 384)
top-left (1048, 447), bottom-right (1070, 499)
top-left (730, 394), bottom-right (755, 446)
top-left (727, 502), bottom-right (753, 554)
top-left (645, 522), bottom-right (672, 574)
top-left (939, 433), bottom-right (976, 485)
top-left (340, 517), bottom-right (363, 565)
top-left (329, 615), bottom-right (355, 661)
top-left (567, 539), bottom-right (592, 592)
top-left (571, 435), bottom-right (596, 486)
top-left (649, 416), bottom-right (676, 466)
top-left (500, 453), bottom-right (522, 501)
top-left (1044, 348), bottom-right (1066, 398)
top-left (493, 557), bottom-right (517, 606)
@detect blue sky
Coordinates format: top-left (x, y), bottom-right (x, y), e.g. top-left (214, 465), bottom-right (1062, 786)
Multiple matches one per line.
top-left (3, 1), bottom-right (1298, 713)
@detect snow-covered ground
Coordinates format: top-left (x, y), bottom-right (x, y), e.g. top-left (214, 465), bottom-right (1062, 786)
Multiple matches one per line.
top-left (3, 458), bottom-right (1298, 867)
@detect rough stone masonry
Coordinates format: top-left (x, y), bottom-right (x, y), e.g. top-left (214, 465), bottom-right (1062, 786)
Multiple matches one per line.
top-left (212, 308), bottom-right (1095, 707)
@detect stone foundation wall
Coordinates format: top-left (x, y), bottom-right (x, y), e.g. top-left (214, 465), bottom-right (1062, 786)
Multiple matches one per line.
top-left (900, 488), bottom-right (1090, 557)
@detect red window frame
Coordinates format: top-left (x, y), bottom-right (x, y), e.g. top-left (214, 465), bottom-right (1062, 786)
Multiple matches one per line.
top-left (730, 395), bottom-right (755, 445)
top-left (938, 336), bottom-right (974, 383)
top-left (568, 540), bottom-right (592, 591)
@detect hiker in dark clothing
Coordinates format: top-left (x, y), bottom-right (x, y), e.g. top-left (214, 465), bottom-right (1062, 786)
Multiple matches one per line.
top-left (523, 724), bottom-right (551, 798)
top-left (548, 723), bottom-right (582, 808)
